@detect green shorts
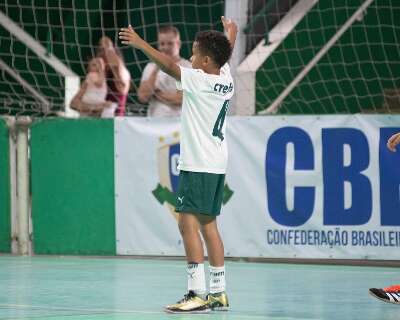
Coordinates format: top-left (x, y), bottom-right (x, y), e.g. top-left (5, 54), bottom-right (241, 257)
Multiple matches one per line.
top-left (175, 170), bottom-right (225, 216)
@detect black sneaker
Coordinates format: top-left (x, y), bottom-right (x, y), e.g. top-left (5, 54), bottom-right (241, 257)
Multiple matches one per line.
top-left (369, 285), bottom-right (400, 304)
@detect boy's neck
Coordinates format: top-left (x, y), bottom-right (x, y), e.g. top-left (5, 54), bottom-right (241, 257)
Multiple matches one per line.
top-left (201, 65), bottom-right (220, 75)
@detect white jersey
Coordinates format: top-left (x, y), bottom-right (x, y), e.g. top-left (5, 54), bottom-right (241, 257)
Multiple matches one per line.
top-left (141, 58), bottom-right (191, 117)
top-left (176, 63), bottom-right (234, 174)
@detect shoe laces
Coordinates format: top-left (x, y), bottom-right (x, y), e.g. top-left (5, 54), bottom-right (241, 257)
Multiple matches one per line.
top-left (384, 285), bottom-right (400, 293)
top-left (177, 291), bottom-right (197, 303)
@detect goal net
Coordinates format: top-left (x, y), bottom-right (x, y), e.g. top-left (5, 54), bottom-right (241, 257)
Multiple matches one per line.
top-left (251, 0), bottom-right (400, 114)
top-left (0, 0), bottom-right (224, 116)
top-left (0, 0), bottom-right (399, 116)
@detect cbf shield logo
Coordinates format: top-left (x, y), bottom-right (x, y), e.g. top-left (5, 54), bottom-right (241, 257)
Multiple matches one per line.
top-left (152, 132), bottom-right (181, 220)
top-left (152, 132), bottom-right (234, 220)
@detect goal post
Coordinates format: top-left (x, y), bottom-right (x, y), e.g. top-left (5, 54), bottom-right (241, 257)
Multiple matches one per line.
top-left (238, 0), bottom-right (400, 115)
top-left (0, 10), bottom-right (80, 117)
top-left (235, 0), bottom-right (318, 115)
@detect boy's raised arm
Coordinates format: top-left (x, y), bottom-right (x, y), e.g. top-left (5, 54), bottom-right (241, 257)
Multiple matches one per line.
top-left (119, 25), bottom-right (181, 81)
top-left (221, 16), bottom-right (238, 50)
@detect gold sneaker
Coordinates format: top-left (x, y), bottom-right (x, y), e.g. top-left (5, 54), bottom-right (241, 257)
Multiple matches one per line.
top-left (207, 291), bottom-right (229, 311)
top-left (164, 291), bottom-right (210, 314)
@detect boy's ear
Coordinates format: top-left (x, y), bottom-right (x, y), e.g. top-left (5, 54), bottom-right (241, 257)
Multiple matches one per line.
top-left (203, 55), bottom-right (212, 66)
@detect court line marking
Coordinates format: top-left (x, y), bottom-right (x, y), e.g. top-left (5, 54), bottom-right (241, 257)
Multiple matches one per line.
top-left (0, 311), bottom-right (112, 320)
top-left (0, 303), bottom-right (310, 319)
top-left (0, 304), bottom-right (158, 315)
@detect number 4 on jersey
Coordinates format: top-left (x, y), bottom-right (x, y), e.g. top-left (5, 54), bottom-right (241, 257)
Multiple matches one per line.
top-left (212, 100), bottom-right (230, 141)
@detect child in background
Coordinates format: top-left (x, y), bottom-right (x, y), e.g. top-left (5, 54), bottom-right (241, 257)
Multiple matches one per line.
top-left (71, 57), bottom-right (117, 117)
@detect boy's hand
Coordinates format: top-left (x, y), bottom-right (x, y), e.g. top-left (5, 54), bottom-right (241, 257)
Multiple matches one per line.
top-left (221, 16), bottom-right (237, 49)
top-left (119, 25), bottom-right (144, 48)
top-left (387, 132), bottom-right (400, 152)
top-left (221, 16), bottom-right (238, 35)
top-left (119, 24), bottom-right (181, 81)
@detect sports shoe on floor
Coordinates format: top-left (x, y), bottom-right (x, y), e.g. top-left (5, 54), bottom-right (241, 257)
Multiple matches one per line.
top-left (369, 285), bottom-right (400, 304)
top-left (207, 291), bottom-right (229, 311)
top-left (164, 290), bottom-right (210, 313)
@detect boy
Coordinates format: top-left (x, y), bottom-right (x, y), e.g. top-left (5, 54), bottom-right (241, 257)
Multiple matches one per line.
top-left (119, 16), bottom-right (237, 313)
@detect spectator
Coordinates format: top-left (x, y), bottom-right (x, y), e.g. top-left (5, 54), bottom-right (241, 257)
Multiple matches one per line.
top-left (369, 132), bottom-right (400, 305)
top-left (97, 36), bottom-right (131, 116)
top-left (70, 57), bottom-right (116, 117)
top-left (138, 26), bottom-right (191, 117)
top-left (386, 132), bottom-right (400, 152)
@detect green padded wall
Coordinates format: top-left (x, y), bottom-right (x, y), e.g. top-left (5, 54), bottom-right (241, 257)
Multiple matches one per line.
top-left (30, 119), bottom-right (115, 255)
top-left (0, 118), bottom-right (10, 252)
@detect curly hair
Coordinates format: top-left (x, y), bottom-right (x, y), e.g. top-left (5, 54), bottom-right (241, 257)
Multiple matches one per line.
top-left (195, 30), bottom-right (232, 68)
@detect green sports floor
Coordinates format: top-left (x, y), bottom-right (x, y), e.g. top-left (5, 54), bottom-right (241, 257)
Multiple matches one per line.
top-left (0, 256), bottom-right (398, 320)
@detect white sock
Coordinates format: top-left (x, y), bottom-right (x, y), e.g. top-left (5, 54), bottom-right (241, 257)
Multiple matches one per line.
top-left (209, 265), bottom-right (226, 294)
top-left (187, 263), bottom-right (206, 295)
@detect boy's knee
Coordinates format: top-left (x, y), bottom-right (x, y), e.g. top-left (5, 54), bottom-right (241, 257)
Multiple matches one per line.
top-left (178, 219), bottom-right (186, 235)
top-left (200, 224), bottom-right (217, 239)
top-left (178, 214), bottom-right (196, 236)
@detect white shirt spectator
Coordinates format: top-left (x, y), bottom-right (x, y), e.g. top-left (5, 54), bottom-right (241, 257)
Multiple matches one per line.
top-left (141, 59), bottom-right (191, 117)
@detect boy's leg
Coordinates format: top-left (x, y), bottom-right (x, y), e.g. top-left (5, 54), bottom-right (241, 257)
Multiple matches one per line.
top-left (164, 213), bottom-right (208, 313)
top-left (178, 213), bottom-right (207, 296)
top-left (178, 213), bottom-right (204, 263)
top-left (198, 214), bottom-right (229, 311)
top-left (166, 171), bottom-right (227, 313)
top-left (197, 214), bottom-right (224, 267)
top-left (175, 170), bottom-right (205, 281)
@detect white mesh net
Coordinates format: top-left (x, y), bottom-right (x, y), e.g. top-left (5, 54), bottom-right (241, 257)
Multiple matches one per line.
top-left (0, 0), bottom-right (224, 116)
top-left (245, 0), bottom-right (400, 114)
top-left (0, 0), bottom-right (399, 116)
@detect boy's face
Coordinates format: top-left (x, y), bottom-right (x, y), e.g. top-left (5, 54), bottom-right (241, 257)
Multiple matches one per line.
top-left (158, 32), bottom-right (181, 57)
top-left (190, 42), bottom-right (206, 69)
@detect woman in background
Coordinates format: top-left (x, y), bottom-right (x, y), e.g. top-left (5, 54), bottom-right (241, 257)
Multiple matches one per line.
top-left (97, 36), bottom-right (131, 116)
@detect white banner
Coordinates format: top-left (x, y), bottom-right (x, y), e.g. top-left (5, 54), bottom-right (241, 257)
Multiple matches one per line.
top-left (115, 115), bottom-right (400, 259)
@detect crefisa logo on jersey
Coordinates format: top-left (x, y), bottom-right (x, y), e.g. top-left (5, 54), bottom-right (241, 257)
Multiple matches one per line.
top-left (152, 131), bottom-right (234, 220)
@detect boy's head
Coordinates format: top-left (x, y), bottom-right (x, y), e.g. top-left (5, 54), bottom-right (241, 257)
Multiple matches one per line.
top-left (157, 26), bottom-right (181, 58)
top-left (191, 30), bottom-right (232, 70)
